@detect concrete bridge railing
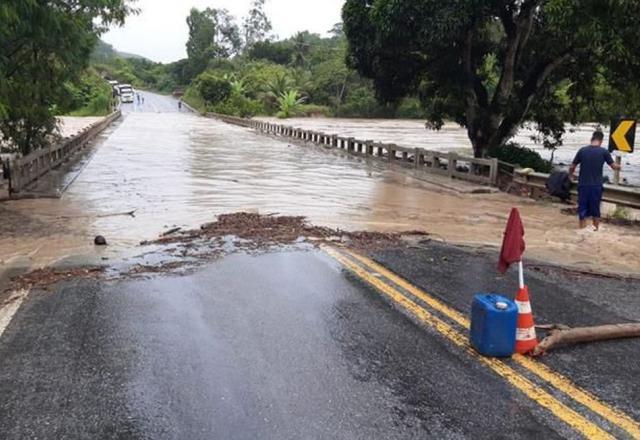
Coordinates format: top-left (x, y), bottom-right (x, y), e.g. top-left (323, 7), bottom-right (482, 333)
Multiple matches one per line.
top-left (8, 110), bottom-right (121, 194)
top-left (206, 113), bottom-right (500, 187)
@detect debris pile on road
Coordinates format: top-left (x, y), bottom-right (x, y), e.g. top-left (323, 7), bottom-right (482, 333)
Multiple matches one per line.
top-left (8, 266), bottom-right (105, 291)
top-left (6, 213), bottom-right (430, 291)
top-left (144, 212), bottom-right (429, 251)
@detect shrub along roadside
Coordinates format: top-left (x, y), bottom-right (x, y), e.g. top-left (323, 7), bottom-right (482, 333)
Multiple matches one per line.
top-left (488, 142), bottom-right (553, 173)
top-left (61, 68), bottom-right (114, 117)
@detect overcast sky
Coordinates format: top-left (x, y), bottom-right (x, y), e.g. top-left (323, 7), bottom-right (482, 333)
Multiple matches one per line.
top-left (102, 0), bottom-right (345, 63)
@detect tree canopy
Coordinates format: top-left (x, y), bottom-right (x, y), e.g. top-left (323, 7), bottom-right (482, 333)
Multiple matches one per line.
top-left (0, 0), bottom-right (134, 155)
top-left (243, 0), bottom-right (272, 49)
top-left (186, 7), bottom-right (242, 76)
top-left (343, 0), bottom-right (640, 157)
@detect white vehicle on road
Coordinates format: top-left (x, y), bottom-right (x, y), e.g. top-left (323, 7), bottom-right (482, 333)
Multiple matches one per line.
top-left (118, 84), bottom-right (135, 104)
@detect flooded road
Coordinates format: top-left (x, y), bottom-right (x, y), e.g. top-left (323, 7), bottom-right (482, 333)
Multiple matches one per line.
top-left (260, 117), bottom-right (640, 185)
top-left (2, 93), bottom-right (639, 275)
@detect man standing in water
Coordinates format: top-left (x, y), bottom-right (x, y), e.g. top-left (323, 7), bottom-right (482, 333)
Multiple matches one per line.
top-left (569, 131), bottom-right (621, 231)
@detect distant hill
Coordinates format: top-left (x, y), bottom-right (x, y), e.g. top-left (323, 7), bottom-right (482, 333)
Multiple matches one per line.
top-left (91, 39), bottom-right (149, 63)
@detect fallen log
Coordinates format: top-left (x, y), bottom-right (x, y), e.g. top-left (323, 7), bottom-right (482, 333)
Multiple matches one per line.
top-left (533, 323), bottom-right (640, 356)
top-left (161, 227), bottom-right (182, 237)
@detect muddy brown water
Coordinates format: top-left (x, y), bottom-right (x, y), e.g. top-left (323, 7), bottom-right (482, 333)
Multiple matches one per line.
top-left (259, 117), bottom-right (640, 186)
top-left (2, 103), bottom-right (639, 276)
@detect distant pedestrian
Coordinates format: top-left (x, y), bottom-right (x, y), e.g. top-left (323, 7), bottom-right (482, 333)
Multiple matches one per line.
top-left (569, 131), bottom-right (621, 231)
top-left (178, 101), bottom-right (182, 111)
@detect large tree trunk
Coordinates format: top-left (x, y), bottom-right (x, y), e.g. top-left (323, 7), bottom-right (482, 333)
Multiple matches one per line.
top-left (533, 323), bottom-right (640, 356)
top-left (466, 114), bottom-right (503, 158)
top-left (462, 1), bottom-right (547, 159)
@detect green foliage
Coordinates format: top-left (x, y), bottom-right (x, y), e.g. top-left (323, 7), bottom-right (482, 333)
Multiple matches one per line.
top-left (336, 86), bottom-right (388, 118)
top-left (395, 98), bottom-right (427, 119)
top-left (295, 104), bottom-right (331, 117)
top-left (0, 0), bottom-right (133, 155)
top-left (238, 62), bottom-right (288, 96)
top-left (488, 143), bottom-right (552, 173)
top-left (290, 32), bottom-right (313, 68)
top-left (95, 62), bottom-right (175, 93)
top-left (248, 41), bottom-right (294, 65)
top-left (213, 92), bottom-right (263, 118)
top-left (343, 0), bottom-right (640, 157)
top-left (182, 87), bottom-right (207, 114)
top-left (63, 68), bottom-right (114, 116)
top-left (276, 90), bottom-right (306, 118)
top-left (186, 7), bottom-right (241, 78)
top-left (195, 72), bottom-right (232, 105)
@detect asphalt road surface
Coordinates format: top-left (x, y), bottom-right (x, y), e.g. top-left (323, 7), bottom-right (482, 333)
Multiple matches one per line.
top-left (1, 246), bottom-right (638, 439)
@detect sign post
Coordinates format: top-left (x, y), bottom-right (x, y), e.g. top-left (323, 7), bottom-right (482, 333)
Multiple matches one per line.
top-left (609, 119), bottom-right (636, 185)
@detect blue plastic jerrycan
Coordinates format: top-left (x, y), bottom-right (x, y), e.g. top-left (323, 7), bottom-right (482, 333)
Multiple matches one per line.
top-left (470, 294), bottom-right (518, 357)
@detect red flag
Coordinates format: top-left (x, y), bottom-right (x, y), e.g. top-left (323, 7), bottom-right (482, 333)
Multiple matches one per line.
top-left (498, 208), bottom-right (526, 274)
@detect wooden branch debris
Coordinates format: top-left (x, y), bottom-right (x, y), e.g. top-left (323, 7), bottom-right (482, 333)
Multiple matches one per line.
top-left (95, 210), bottom-right (136, 218)
top-left (161, 227), bottom-right (182, 237)
top-left (533, 323), bottom-right (640, 356)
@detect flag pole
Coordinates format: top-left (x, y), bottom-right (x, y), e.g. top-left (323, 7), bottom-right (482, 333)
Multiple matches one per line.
top-left (518, 261), bottom-right (525, 289)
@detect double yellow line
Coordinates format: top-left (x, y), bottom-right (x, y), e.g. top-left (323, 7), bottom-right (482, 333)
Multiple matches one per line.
top-left (323, 246), bottom-right (640, 440)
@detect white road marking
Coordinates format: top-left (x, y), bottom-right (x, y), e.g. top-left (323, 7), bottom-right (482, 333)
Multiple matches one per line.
top-left (0, 289), bottom-right (29, 339)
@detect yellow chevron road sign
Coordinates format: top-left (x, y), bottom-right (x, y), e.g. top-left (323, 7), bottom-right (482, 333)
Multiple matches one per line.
top-left (609, 119), bottom-right (636, 153)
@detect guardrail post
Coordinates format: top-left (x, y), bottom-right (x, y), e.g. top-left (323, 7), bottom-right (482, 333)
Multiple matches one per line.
top-left (414, 149), bottom-right (423, 169)
top-left (388, 144), bottom-right (397, 162)
top-left (489, 158), bottom-right (499, 186)
top-left (448, 152), bottom-right (457, 178)
top-left (366, 141), bottom-right (374, 156)
top-left (9, 159), bottom-right (19, 193)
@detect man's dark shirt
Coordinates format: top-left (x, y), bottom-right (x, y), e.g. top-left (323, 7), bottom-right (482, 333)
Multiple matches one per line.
top-left (572, 146), bottom-right (614, 186)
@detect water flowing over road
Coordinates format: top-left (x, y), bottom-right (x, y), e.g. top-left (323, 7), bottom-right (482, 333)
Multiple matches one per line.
top-left (1, 92), bottom-right (639, 275)
top-left (259, 117), bottom-right (640, 185)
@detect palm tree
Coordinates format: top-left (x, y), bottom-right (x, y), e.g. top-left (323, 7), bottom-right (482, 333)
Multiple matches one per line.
top-left (291, 32), bottom-right (311, 67)
top-left (229, 78), bottom-right (247, 96)
top-left (277, 90), bottom-right (306, 118)
top-left (264, 72), bottom-right (295, 98)
top-left (290, 68), bottom-right (313, 99)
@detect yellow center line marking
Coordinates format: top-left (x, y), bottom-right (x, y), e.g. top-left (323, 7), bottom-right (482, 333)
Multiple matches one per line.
top-left (323, 246), bottom-right (616, 439)
top-left (340, 248), bottom-right (640, 439)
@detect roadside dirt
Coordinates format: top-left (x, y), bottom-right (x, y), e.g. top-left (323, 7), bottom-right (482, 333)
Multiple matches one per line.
top-left (6, 267), bottom-right (106, 293)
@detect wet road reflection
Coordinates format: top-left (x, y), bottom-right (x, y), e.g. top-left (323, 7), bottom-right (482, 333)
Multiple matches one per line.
top-left (1, 96), bottom-right (639, 275)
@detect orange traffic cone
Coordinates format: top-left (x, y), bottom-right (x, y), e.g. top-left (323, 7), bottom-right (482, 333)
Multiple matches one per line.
top-left (515, 286), bottom-right (538, 354)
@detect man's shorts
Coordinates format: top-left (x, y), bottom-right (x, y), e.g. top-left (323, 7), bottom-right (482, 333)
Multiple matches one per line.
top-left (578, 185), bottom-right (603, 220)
